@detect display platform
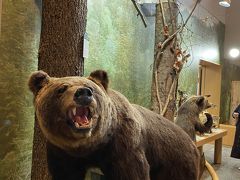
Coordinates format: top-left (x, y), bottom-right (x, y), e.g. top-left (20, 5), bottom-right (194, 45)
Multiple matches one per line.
top-left (196, 128), bottom-right (227, 164)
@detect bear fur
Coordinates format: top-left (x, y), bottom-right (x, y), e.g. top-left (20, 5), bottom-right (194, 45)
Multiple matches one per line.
top-left (175, 96), bottom-right (213, 142)
top-left (29, 70), bottom-right (200, 180)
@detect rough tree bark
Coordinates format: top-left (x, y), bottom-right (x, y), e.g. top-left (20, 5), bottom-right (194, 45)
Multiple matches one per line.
top-left (31, 1), bottom-right (87, 179)
top-left (151, 1), bottom-right (178, 121)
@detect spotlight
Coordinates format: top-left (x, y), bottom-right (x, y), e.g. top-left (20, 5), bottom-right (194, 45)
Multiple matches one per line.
top-left (229, 48), bottom-right (240, 58)
top-left (219, 0), bottom-right (231, 7)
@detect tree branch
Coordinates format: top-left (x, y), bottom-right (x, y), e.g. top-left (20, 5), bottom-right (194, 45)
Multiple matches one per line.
top-left (159, 0), bottom-right (167, 28)
top-left (156, 28), bottom-right (181, 60)
top-left (155, 70), bottom-right (163, 113)
top-left (131, 0), bottom-right (148, 27)
top-left (161, 52), bottom-right (190, 116)
top-left (183, 0), bottom-right (201, 28)
top-left (161, 76), bottom-right (177, 116)
top-left (157, 0), bottom-right (201, 52)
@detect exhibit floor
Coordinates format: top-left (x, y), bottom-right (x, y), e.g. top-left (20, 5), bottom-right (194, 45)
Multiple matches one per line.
top-left (202, 144), bottom-right (240, 180)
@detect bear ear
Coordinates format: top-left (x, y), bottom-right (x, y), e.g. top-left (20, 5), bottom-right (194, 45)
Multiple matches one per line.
top-left (28, 70), bottom-right (50, 95)
top-left (196, 96), bottom-right (205, 106)
top-left (88, 70), bottom-right (109, 90)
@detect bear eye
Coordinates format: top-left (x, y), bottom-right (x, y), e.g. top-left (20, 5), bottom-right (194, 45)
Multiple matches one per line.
top-left (87, 86), bottom-right (93, 93)
top-left (57, 85), bottom-right (68, 94)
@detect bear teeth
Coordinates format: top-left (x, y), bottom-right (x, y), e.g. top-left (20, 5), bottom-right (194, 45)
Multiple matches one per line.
top-left (74, 122), bottom-right (80, 128)
top-left (72, 107), bottom-right (76, 116)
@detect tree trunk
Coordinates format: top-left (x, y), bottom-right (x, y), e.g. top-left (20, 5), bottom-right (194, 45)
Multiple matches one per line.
top-left (151, 1), bottom-right (178, 121)
top-left (31, 1), bottom-right (87, 179)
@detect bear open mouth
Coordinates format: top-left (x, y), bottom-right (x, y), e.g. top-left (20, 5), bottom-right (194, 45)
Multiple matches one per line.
top-left (68, 107), bottom-right (92, 130)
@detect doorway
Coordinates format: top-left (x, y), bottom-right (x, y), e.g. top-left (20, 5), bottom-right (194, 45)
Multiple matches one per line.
top-left (198, 60), bottom-right (222, 117)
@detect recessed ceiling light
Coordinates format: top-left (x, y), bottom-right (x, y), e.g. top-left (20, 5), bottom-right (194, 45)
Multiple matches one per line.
top-left (219, 0), bottom-right (231, 7)
top-left (229, 48), bottom-right (240, 58)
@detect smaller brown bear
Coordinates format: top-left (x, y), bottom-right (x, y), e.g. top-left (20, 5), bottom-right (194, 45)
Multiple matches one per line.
top-left (175, 96), bottom-right (213, 178)
top-left (175, 96), bottom-right (213, 142)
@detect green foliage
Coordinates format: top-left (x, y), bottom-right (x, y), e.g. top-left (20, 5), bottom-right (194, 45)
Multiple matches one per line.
top-left (85, 0), bottom-right (155, 107)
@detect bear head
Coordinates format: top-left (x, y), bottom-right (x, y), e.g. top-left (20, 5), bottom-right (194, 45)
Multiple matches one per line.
top-left (28, 70), bottom-right (113, 153)
top-left (180, 96), bottom-right (212, 114)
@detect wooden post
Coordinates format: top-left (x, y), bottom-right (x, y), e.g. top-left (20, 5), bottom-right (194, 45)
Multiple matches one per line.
top-left (214, 138), bottom-right (223, 164)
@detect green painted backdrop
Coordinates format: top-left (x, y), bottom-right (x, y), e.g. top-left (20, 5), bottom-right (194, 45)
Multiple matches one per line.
top-left (0, 0), bottom-right (40, 179)
top-left (85, 0), bottom-right (155, 107)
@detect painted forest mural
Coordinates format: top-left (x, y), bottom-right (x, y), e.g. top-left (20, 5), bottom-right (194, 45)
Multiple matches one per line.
top-left (85, 0), bottom-right (155, 108)
top-left (0, 0), bottom-right (40, 179)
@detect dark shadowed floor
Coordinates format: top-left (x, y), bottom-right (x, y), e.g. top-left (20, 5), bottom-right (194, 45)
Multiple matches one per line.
top-left (201, 144), bottom-right (240, 180)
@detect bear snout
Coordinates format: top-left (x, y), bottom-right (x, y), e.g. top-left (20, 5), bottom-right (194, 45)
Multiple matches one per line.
top-left (74, 87), bottom-right (93, 106)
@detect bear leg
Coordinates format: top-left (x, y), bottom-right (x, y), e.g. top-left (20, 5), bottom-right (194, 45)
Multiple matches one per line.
top-left (103, 150), bottom-right (150, 180)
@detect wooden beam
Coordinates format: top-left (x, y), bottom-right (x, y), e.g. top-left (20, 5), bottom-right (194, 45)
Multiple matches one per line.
top-left (200, 59), bottom-right (222, 69)
top-left (214, 138), bottom-right (223, 164)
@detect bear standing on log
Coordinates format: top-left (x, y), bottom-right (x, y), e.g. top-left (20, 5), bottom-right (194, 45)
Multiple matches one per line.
top-left (28, 70), bottom-right (200, 180)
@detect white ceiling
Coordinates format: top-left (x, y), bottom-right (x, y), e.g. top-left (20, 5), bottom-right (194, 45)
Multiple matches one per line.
top-left (200, 0), bottom-right (226, 24)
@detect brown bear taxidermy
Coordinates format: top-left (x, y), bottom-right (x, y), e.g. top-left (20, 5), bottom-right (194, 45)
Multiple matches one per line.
top-left (175, 96), bottom-right (213, 178)
top-left (175, 96), bottom-right (213, 142)
top-left (28, 70), bottom-right (200, 180)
